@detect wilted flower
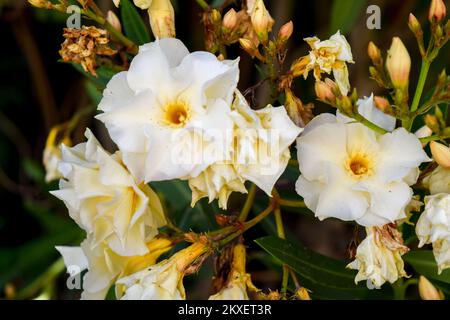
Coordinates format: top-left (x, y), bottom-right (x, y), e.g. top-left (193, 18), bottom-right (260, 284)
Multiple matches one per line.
top-left (416, 193), bottom-right (450, 274)
top-left (43, 125), bottom-right (71, 182)
top-left (188, 91), bottom-right (302, 209)
top-left (97, 38), bottom-right (239, 182)
top-left (59, 26), bottom-right (117, 77)
top-left (347, 226), bottom-right (409, 288)
top-left (209, 244), bottom-right (258, 300)
top-left (117, 242), bottom-right (209, 299)
top-left (291, 31), bottom-right (354, 95)
top-left (51, 129), bottom-right (166, 256)
top-left (296, 101), bottom-right (429, 226)
top-left (57, 237), bottom-right (172, 299)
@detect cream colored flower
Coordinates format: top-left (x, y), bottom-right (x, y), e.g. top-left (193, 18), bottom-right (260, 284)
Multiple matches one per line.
top-left (51, 129), bottom-right (166, 256)
top-left (296, 106), bottom-right (430, 226)
top-left (43, 125), bottom-right (71, 182)
top-left (416, 193), bottom-right (450, 274)
top-left (97, 38), bottom-right (239, 183)
top-left (209, 244), bottom-right (258, 300)
top-left (117, 242), bottom-right (208, 300)
top-left (293, 31), bottom-right (354, 95)
top-left (57, 237), bottom-right (172, 300)
top-left (423, 166), bottom-right (450, 195)
top-left (347, 226), bottom-right (408, 288)
top-left (188, 91), bottom-right (302, 209)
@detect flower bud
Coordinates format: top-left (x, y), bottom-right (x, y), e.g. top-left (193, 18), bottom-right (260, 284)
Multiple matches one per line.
top-left (28, 0), bottom-right (53, 9)
top-left (250, 0), bottom-right (275, 43)
top-left (296, 287), bottom-right (312, 300)
top-left (113, 0), bottom-right (121, 7)
top-left (429, 0), bottom-right (447, 23)
top-left (148, 0), bottom-right (176, 38)
top-left (278, 21), bottom-right (293, 42)
top-left (419, 276), bottom-right (444, 300)
top-left (211, 9), bottom-right (221, 23)
top-left (415, 126), bottom-right (433, 146)
top-left (367, 41), bottom-right (381, 64)
top-left (408, 13), bottom-right (422, 35)
top-left (239, 38), bottom-right (259, 57)
top-left (373, 96), bottom-right (390, 113)
top-left (315, 80), bottom-right (336, 103)
top-left (222, 8), bottom-right (238, 30)
top-left (386, 37), bottom-right (411, 89)
top-left (430, 141), bottom-right (450, 168)
top-left (425, 114), bottom-right (440, 134)
top-left (107, 10), bottom-right (122, 33)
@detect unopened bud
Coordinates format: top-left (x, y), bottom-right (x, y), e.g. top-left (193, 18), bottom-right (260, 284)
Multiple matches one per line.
top-left (368, 41), bottom-right (381, 64)
top-left (211, 9), bottom-right (221, 23)
top-left (430, 141), bottom-right (450, 168)
top-left (386, 37), bottom-right (411, 89)
top-left (148, 0), bottom-right (176, 38)
top-left (107, 10), bottom-right (122, 33)
top-left (113, 0), bottom-right (120, 8)
top-left (408, 13), bottom-right (422, 34)
top-left (250, 0), bottom-right (275, 43)
top-left (28, 0), bottom-right (53, 9)
top-left (296, 287), bottom-right (312, 300)
top-left (278, 21), bottom-right (293, 42)
top-left (222, 8), bottom-right (238, 30)
top-left (425, 114), bottom-right (440, 134)
top-left (239, 38), bottom-right (258, 57)
top-left (315, 80), bottom-right (336, 103)
top-left (415, 125), bottom-right (433, 140)
top-left (419, 276), bottom-right (444, 300)
top-left (373, 96), bottom-right (391, 112)
top-left (429, 0), bottom-right (447, 23)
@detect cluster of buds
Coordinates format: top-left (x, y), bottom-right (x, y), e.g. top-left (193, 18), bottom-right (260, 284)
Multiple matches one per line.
top-left (59, 26), bottom-right (117, 76)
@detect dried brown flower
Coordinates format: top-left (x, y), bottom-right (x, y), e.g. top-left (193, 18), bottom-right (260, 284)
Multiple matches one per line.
top-left (59, 26), bottom-right (117, 77)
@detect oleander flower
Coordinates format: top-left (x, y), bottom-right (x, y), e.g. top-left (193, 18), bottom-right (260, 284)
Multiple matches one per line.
top-left (96, 38), bottom-right (239, 182)
top-left (188, 91), bottom-right (302, 209)
top-left (57, 237), bottom-right (172, 299)
top-left (347, 226), bottom-right (409, 288)
top-left (209, 244), bottom-right (258, 300)
top-left (116, 242), bottom-right (209, 300)
top-left (424, 166), bottom-right (450, 195)
top-left (43, 125), bottom-right (71, 182)
top-left (291, 31), bottom-right (354, 95)
top-left (51, 129), bottom-right (166, 256)
top-left (416, 193), bottom-right (450, 274)
top-left (295, 103), bottom-right (430, 226)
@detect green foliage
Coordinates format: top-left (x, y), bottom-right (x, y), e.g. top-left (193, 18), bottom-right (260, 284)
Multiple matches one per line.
top-left (120, 0), bottom-right (151, 45)
top-left (330, 0), bottom-right (367, 34)
top-left (255, 236), bottom-right (392, 299)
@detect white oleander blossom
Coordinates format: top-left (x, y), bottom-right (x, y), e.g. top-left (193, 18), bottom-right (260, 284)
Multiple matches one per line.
top-left (295, 102), bottom-right (430, 226)
top-left (347, 226), bottom-right (409, 288)
top-left (56, 237), bottom-right (172, 300)
top-left (117, 242), bottom-right (208, 300)
top-left (188, 91), bottom-right (302, 209)
top-left (96, 38), bottom-right (239, 183)
top-left (296, 31), bottom-right (354, 95)
top-left (51, 129), bottom-right (166, 256)
top-left (416, 193), bottom-right (450, 274)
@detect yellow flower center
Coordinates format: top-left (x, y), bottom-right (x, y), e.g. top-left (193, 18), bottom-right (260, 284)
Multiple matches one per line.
top-left (345, 152), bottom-right (373, 178)
top-left (163, 101), bottom-right (190, 127)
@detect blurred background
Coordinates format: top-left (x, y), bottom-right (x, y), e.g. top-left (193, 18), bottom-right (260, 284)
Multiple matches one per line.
top-left (0, 0), bottom-right (448, 299)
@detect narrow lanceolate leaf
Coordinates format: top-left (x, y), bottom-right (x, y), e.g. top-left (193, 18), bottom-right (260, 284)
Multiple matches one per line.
top-left (255, 236), bottom-right (392, 299)
top-left (330, 0), bottom-right (367, 34)
top-left (120, 0), bottom-right (151, 45)
top-left (404, 250), bottom-right (450, 285)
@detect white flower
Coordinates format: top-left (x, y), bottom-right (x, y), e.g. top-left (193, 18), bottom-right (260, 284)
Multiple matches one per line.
top-left (117, 242), bottom-right (208, 300)
top-left (347, 227), bottom-right (408, 288)
top-left (96, 38), bottom-right (239, 182)
top-left (51, 129), bottom-right (166, 256)
top-left (57, 237), bottom-right (172, 300)
top-left (416, 193), bottom-right (450, 273)
top-left (299, 31), bottom-right (354, 95)
top-left (209, 277), bottom-right (249, 300)
top-left (295, 106), bottom-right (430, 226)
top-left (187, 91), bottom-right (302, 209)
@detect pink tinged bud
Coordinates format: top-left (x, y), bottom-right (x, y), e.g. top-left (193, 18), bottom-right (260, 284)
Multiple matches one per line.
top-left (278, 21), bottom-right (293, 41)
top-left (367, 41), bottom-right (381, 62)
top-left (250, 0), bottom-right (275, 43)
top-left (419, 276), bottom-right (444, 300)
top-left (373, 96), bottom-right (390, 112)
top-left (222, 8), bottom-right (238, 30)
top-left (386, 37), bottom-right (411, 89)
top-left (148, 0), bottom-right (176, 38)
top-left (430, 141), bottom-right (450, 168)
top-left (429, 0), bottom-right (447, 23)
top-left (315, 81), bottom-right (335, 102)
top-left (107, 10), bottom-right (122, 33)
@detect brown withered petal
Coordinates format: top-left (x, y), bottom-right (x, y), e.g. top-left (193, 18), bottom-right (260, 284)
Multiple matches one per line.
top-left (375, 224), bottom-right (409, 254)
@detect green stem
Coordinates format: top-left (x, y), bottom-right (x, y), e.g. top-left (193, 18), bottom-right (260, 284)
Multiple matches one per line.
top-left (410, 61), bottom-right (431, 113)
top-left (274, 206), bottom-right (289, 298)
top-left (279, 199), bottom-right (306, 208)
top-left (353, 113), bottom-right (388, 135)
top-left (419, 133), bottom-right (450, 144)
top-left (238, 183), bottom-right (257, 222)
top-left (195, 0), bottom-right (209, 10)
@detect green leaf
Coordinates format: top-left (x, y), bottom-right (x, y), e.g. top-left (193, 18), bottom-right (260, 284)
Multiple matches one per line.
top-left (21, 158), bottom-right (45, 184)
top-left (330, 0), bottom-right (367, 34)
top-left (404, 250), bottom-right (450, 285)
top-left (255, 236), bottom-right (392, 299)
top-left (120, 0), bottom-right (151, 45)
